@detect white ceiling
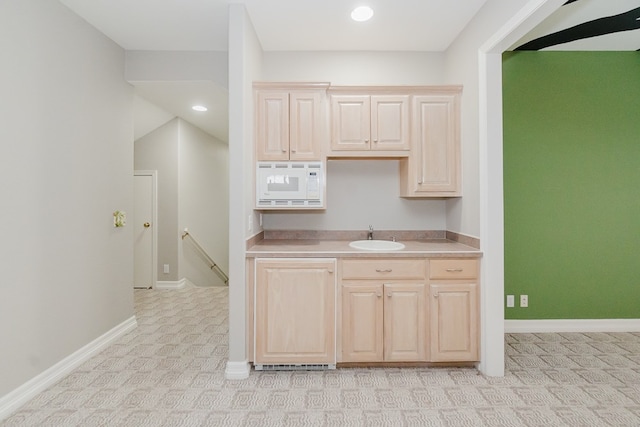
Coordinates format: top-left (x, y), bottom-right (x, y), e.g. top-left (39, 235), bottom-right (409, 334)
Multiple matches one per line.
top-left (58, 0), bottom-right (639, 143)
top-left (58, 0), bottom-right (487, 52)
top-left (133, 81), bottom-right (229, 141)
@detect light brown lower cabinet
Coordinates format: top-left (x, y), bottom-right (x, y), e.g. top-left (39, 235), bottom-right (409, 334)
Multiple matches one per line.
top-left (340, 257), bottom-right (479, 364)
top-left (428, 259), bottom-right (479, 362)
top-left (342, 282), bottom-right (426, 362)
top-left (250, 256), bottom-right (479, 367)
top-left (254, 258), bottom-right (336, 366)
top-left (340, 258), bottom-right (427, 363)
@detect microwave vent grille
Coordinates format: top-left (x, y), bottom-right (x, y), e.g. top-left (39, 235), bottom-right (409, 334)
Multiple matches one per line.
top-left (256, 199), bottom-right (324, 208)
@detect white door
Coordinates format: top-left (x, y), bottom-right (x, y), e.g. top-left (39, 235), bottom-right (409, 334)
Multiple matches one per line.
top-left (134, 172), bottom-right (157, 289)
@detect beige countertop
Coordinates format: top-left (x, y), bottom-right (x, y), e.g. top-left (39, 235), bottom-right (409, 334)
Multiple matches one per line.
top-left (246, 239), bottom-right (482, 258)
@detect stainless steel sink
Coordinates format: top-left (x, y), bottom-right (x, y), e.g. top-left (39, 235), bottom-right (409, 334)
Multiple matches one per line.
top-left (349, 240), bottom-right (405, 251)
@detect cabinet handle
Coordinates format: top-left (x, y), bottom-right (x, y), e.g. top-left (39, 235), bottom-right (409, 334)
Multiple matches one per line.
top-left (291, 149), bottom-right (296, 153)
top-left (281, 149), bottom-right (287, 152)
top-left (327, 269), bottom-right (334, 274)
top-left (434, 293), bottom-right (439, 298)
top-left (373, 139), bottom-right (378, 143)
top-left (387, 292), bottom-right (392, 298)
top-left (375, 269), bottom-right (392, 273)
top-left (446, 268), bottom-right (464, 272)
top-left (364, 139), bottom-right (369, 143)
top-left (376, 291), bottom-right (382, 298)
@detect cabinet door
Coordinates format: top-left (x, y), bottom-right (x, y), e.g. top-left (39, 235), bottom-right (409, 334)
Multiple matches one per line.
top-left (414, 94), bottom-right (459, 194)
top-left (255, 259), bottom-right (336, 365)
top-left (342, 283), bottom-right (384, 362)
top-left (289, 91), bottom-right (325, 160)
top-left (256, 91), bottom-right (290, 160)
top-left (400, 92), bottom-right (461, 197)
top-left (330, 95), bottom-right (371, 151)
top-left (429, 282), bottom-right (478, 362)
top-left (383, 283), bottom-right (426, 361)
top-left (371, 95), bottom-right (410, 151)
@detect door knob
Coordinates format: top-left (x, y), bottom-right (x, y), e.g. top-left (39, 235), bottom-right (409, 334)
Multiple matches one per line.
top-left (143, 222), bottom-right (150, 228)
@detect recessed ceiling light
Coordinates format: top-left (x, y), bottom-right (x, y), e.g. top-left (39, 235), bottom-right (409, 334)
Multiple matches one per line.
top-left (351, 6), bottom-right (373, 22)
top-left (192, 105), bottom-right (208, 112)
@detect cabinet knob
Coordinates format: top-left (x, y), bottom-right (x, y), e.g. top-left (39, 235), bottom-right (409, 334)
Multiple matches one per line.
top-left (291, 149), bottom-right (296, 153)
top-left (327, 269), bottom-right (334, 274)
top-left (417, 180), bottom-right (422, 184)
top-left (434, 293), bottom-right (439, 298)
top-left (387, 292), bottom-right (392, 298)
top-left (376, 292), bottom-right (382, 298)
top-left (373, 139), bottom-right (378, 143)
top-left (282, 149), bottom-right (287, 152)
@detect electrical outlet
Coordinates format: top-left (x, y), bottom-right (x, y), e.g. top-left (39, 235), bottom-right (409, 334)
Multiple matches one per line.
top-left (506, 295), bottom-right (515, 308)
top-left (163, 264), bottom-right (170, 274)
top-left (520, 294), bottom-right (528, 308)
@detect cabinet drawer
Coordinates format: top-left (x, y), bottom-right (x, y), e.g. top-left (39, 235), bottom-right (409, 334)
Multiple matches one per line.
top-left (430, 259), bottom-right (478, 280)
top-left (341, 259), bottom-right (426, 280)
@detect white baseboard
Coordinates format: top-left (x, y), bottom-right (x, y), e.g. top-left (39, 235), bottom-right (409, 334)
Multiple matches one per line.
top-left (155, 278), bottom-right (187, 290)
top-left (505, 319), bottom-right (640, 333)
top-left (0, 315), bottom-right (137, 421)
top-left (225, 360), bottom-right (251, 380)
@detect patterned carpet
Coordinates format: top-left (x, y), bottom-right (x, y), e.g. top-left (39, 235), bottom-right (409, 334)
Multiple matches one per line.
top-left (3, 284), bottom-right (640, 426)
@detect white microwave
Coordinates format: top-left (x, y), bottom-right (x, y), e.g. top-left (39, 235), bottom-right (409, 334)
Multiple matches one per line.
top-left (256, 162), bottom-right (324, 209)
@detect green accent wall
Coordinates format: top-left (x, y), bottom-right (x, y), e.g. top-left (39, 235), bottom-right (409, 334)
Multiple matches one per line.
top-left (502, 51), bottom-right (640, 320)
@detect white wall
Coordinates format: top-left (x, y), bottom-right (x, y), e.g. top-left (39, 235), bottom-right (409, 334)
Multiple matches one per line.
top-left (443, 0), bottom-right (530, 238)
top-left (0, 0), bottom-right (134, 397)
top-left (133, 94), bottom-right (175, 141)
top-left (134, 119), bottom-right (181, 281)
top-left (264, 160), bottom-right (446, 230)
top-left (179, 120), bottom-right (229, 286)
top-left (125, 50), bottom-right (228, 89)
top-left (226, 3), bottom-right (263, 379)
top-left (262, 51), bottom-right (445, 85)
top-left (260, 51), bottom-right (449, 232)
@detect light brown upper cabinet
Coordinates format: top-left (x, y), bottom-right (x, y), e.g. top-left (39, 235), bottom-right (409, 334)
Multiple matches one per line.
top-left (254, 83), bottom-right (329, 161)
top-left (400, 87), bottom-right (462, 197)
top-left (329, 89), bottom-right (410, 157)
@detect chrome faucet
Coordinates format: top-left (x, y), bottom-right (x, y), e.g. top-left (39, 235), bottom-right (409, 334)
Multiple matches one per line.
top-left (367, 225), bottom-right (374, 240)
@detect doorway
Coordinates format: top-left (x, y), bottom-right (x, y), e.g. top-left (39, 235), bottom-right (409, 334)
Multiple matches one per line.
top-left (134, 170), bottom-right (157, 289)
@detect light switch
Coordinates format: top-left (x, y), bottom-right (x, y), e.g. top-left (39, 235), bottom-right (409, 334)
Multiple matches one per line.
top-left (506, 295), bottom-right (515, 308)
